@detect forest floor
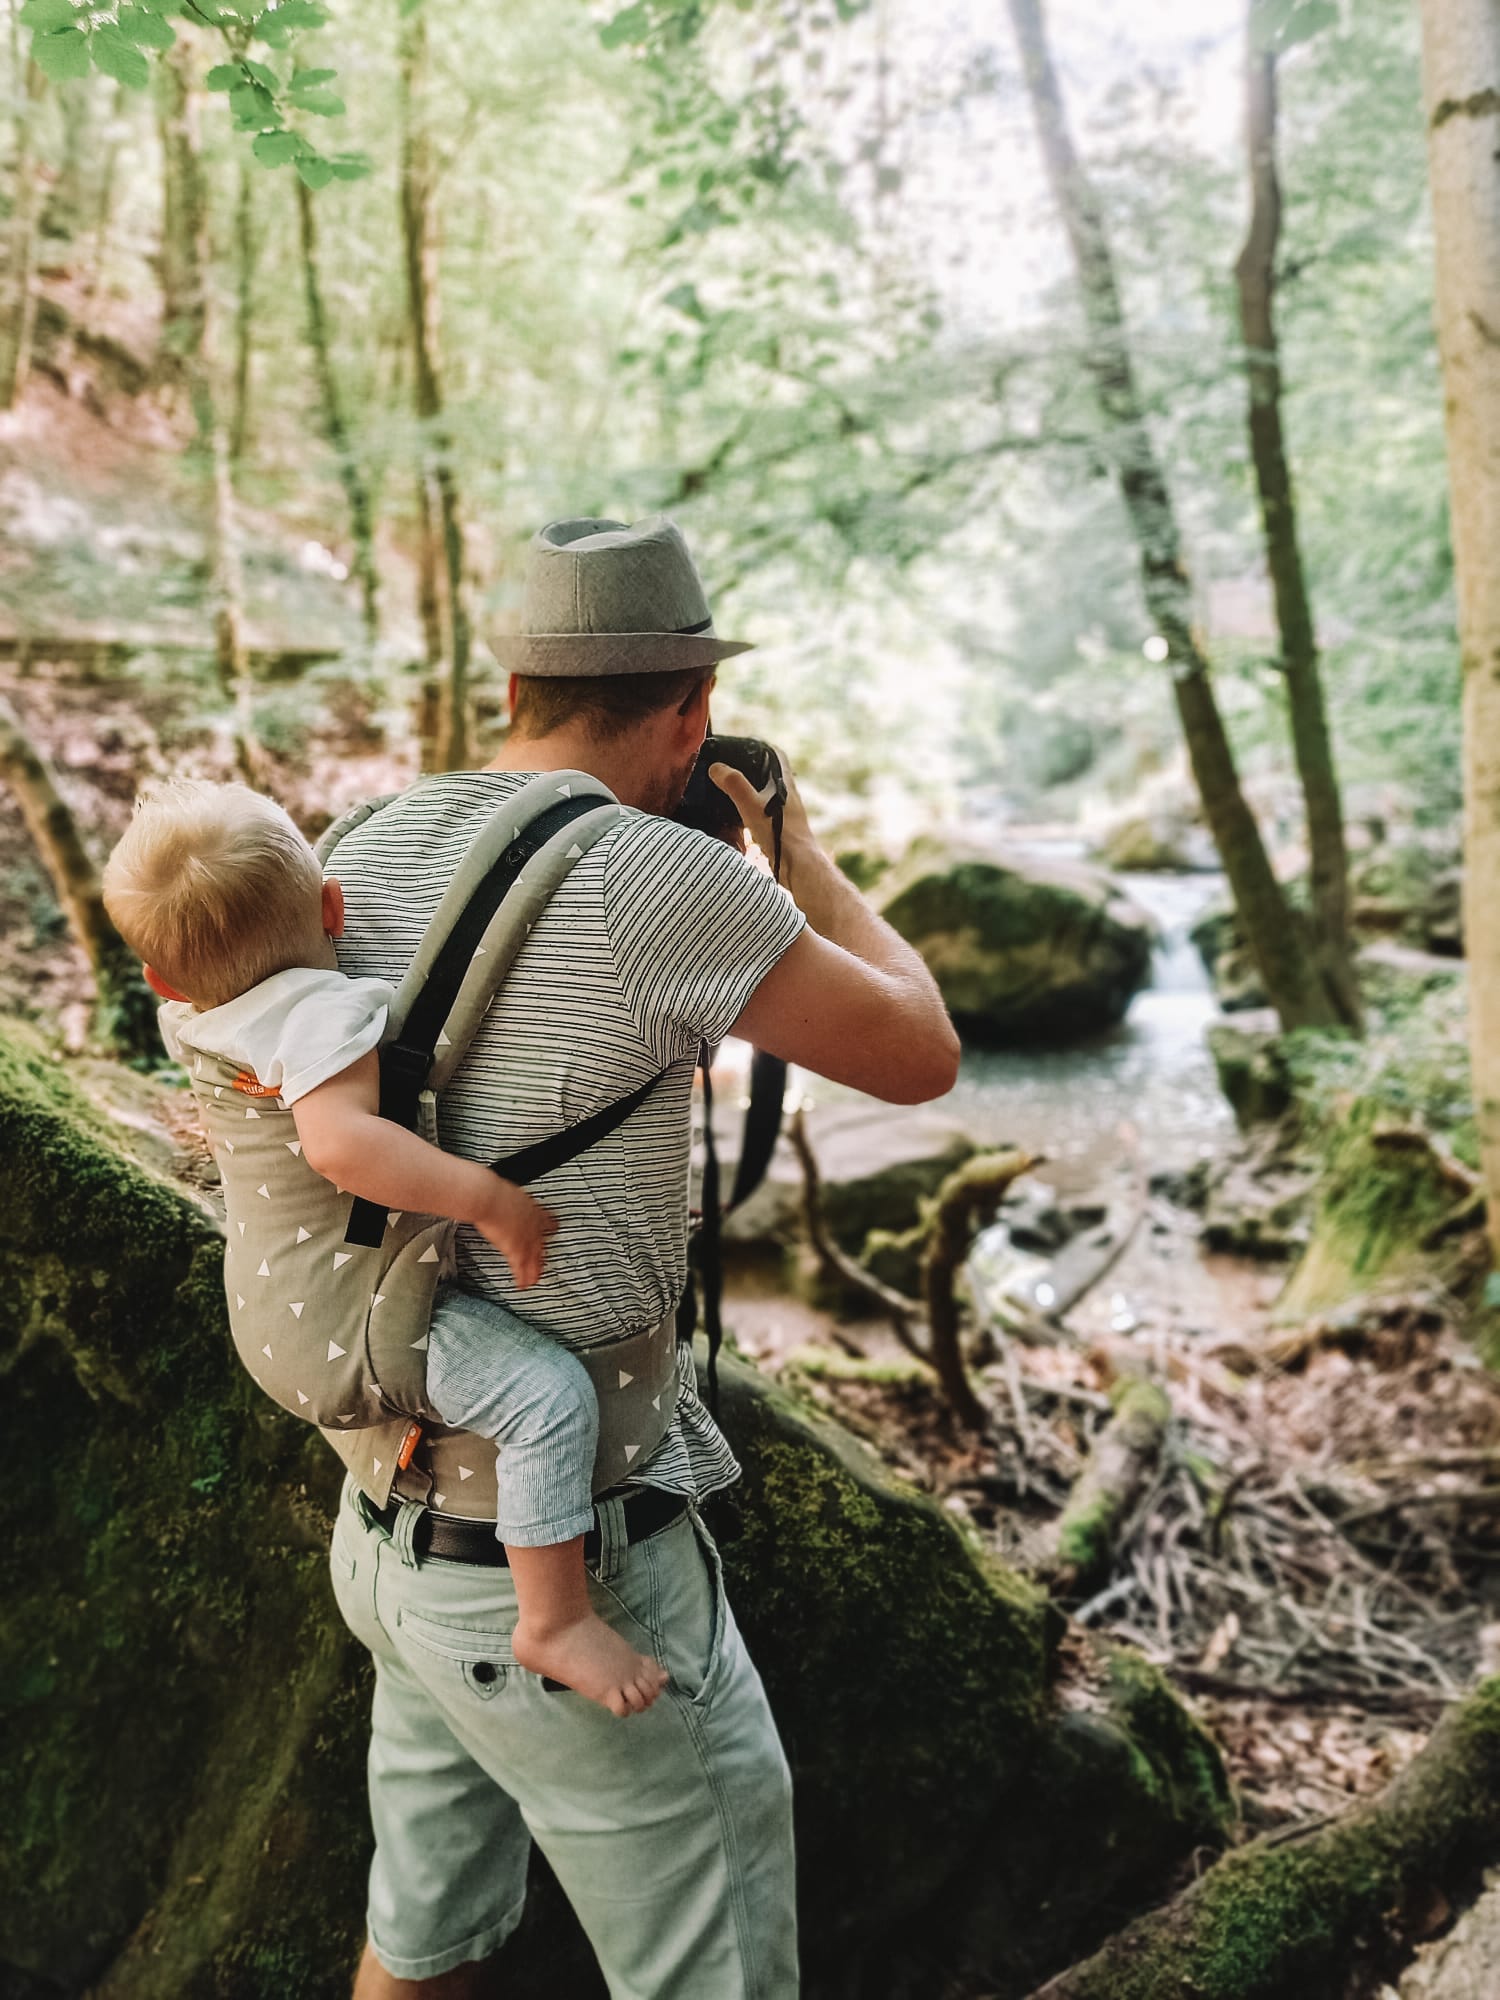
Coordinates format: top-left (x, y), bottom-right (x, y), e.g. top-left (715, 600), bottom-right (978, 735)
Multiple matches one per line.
top-left (725, 1192), bottom-right (1500, 1855)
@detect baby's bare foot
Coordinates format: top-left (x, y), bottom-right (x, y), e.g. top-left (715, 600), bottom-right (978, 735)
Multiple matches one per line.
top-left (513, 1610), bottom-right (668, 1717)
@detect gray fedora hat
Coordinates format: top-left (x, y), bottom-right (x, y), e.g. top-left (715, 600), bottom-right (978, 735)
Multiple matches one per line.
top-left (492, 514), bottom-right (752, 677)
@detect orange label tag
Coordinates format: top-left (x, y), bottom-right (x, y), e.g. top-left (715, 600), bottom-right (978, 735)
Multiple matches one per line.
top-left (231, 1069), bottom-right (281, 1098)
top-left (397, 1423), bottom-right (423, 1471)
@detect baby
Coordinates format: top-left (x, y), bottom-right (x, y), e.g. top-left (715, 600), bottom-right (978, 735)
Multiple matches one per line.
top-left (103, 777), bottom-right (667, 1719)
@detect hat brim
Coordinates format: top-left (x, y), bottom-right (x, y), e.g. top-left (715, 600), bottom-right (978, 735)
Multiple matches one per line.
top-left (490, 632), bottom-right (753, 676)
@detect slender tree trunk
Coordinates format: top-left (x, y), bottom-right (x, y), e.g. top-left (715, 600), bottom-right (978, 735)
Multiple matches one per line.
top-left (0, 59), bottom-right (44, 411)
top-left (295, 175), bottom-right (380, 643)
top-left (1236, 6), bottom-right (1360, 1030)
top-left (155, 41), bottom-right (206, 373)
top-left (0, 699), bottom-right (158, 1058)
top-left (1006, 0), bottom-right (1337, 1032)
top-left (46, 68), bottom-right (87, 240)
top-left (1419, 2), bottom-right (1500, 1255)
top-left (399, 6), bottom-right (472, 772)
top-left (156, 37), bottom-right (260, 784)
top-left (82, 84), bottom-right (124, 336)
top-left (230, 162), bottom-right (256, 464)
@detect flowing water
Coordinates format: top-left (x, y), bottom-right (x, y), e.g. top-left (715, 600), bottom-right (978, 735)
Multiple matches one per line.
top-left (935, 868), bottom-right (1233, 1190)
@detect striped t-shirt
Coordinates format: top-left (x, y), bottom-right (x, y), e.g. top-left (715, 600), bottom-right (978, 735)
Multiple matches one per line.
top-left (329, 768), bottom-right (805, 1505)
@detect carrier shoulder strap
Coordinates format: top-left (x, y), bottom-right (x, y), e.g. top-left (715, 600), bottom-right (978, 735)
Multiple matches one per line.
top-left (342, 774), bottom-right (666, 1247)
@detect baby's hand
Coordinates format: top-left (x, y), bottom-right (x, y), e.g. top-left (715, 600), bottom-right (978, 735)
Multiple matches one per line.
top-left (474, 1179), bottom-right (558, 1288)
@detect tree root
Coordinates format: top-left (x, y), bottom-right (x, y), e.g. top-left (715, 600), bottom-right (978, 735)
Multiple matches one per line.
top-left (1031, 1677), bottom-right (1500, 2000)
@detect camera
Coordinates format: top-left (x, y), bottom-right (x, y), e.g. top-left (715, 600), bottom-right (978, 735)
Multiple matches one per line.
top-left (673, 735), bottom-right (788, 860)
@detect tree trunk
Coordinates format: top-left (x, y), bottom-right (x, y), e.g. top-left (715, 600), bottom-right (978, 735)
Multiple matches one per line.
top-left (155, 41), bottom-right (206, 373)
top-left (0, 700), bottom-right (157, 1058)
top-left (83, 84), bottom-right (125, 337)
top-left (1236, 7), bottom-right (1360, 1030)
top-left (1005, 0), bottom-right (1338, 1034)
top-left (230, 161), bottom-right (256, 464)
top-left (1035, 1677), bottom-right (1500, 2000)
top-left (295, 176), bottom-right (381, 643)
top-left (0, 58), bottom-right (44, 411)
top-left (1418, 2), bottom-right (1500, 1258)
top-left (399, 7), bottom-right (472, 772)
top-left (156, 37), bottom-right (259, 782)
top-left (46, 65), bottom-right (88, 241)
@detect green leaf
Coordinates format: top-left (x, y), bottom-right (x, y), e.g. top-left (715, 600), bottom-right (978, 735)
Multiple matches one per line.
top-left (252, 127), bottom-right (301, 164)
top-left (229, 80), bottom-right (276, 121)
top-left (1485, 1272), bottom-right (1500, 1310)
top-left (116, 4), bottom-right (176, 46)
top-left (90, 24), bottom-right (150, 88)
top-left (269, 0), bottom-right (329, 26)
top-left (600, 3), bottom-right (651, 50)
top-left (253, 15), bottom-right (291, 43)
top-left (1251, 0), bottom-right (1336, 53)
top-left (295, 153), bottom-right (334, 188)
top-left (290, 65), bottom-right (336, 86)
top-left (205, 62), bottom-right (241, 88)
top-left (32, 22), bottom-right (90, 77)
top-left (293, 88), bottom-right (344, 115)
top-left (19, 0), bottom-right (77, 32)
top-left (241, 56), bottom-right (279, 88)
top-left (663, 282), bottom-right (706, 321)
top-left (328, 153), bottom-right (370, 180)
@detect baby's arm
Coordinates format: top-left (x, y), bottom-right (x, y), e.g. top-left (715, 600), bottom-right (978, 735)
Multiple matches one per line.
top-left (292, 1050), bottom-right (556, 1287)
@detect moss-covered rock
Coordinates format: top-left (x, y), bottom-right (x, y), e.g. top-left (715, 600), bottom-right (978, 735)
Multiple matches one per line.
top-left (878, 841), bottom-right (1154, 1045)
top-left (720, 1096), bottom-right (976, 1256)
top-left (1038, 1677), bottom-right (1500, 2000)
top-left (2, 1019), bottom-right (1231, 2000)
top-left (1205, 1018), bottom-right (1295, 1130)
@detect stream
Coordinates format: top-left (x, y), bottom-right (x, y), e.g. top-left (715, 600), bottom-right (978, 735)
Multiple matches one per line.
top-left (937, 869), bottom-right (1234, 1190)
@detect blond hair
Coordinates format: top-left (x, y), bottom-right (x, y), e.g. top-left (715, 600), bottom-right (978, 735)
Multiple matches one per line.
top-left (103, 779), bottom-right (326, 1009)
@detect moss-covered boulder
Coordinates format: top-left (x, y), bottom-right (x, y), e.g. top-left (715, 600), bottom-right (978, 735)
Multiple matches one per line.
top-left (719, 1094), bottom-right (976, 1254)
top-left (2, 1019), bottom-right (1231, 2000)
top-left (1205, 1017), bottom-right (1295, 1129)
top-left (878, 841), bottom-right (1154, 1045)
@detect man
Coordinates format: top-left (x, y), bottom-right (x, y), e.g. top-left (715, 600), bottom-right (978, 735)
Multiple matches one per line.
top-left (327, 516), bottom-right (960, 1999)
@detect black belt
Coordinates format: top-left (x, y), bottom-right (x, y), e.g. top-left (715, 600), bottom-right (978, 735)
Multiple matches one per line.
top-left (360, 1484), bottom-right (689, 1567)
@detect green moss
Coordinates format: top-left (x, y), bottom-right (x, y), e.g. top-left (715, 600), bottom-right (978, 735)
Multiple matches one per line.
top-left (783, 1344), bottom-right (932, 1388)
top-left (1278, 1098), bottom-right (1471, 1320)
top-left (1057, 1678), bottom-right (1500, 2000)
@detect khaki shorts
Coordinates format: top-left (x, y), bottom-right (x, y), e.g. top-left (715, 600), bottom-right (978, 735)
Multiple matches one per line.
top-left (329, 1476), bottom-right (799, 1997)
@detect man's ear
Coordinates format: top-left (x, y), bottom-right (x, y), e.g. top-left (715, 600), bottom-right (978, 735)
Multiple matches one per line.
top-left (143, 965), bottom-right (189, 1004)
top-left (322, 877), bottom-right (346, 939)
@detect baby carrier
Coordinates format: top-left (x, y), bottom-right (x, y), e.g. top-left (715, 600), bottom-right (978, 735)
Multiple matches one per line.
top-left (185, 773), bottom-right (680, 1515)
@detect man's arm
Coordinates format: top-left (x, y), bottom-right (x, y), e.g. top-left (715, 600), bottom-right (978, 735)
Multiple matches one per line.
top-left (292, 1051), bottom-right (557, 1285)
top-left (713, 759), bottom-right (961, 1105)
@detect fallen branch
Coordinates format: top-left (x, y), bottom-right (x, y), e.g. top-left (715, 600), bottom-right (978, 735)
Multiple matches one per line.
top-left (1031, 1379), bottom-right (1172, 1594)
top-left (787, 1107), bottom-right (926, 1345)
top-left (788, 1109), bottom-right (1036, 1430)
top-left (922, 1149), bottom-right (1039, 1430)
top-left (1031, 1678), bottom-right (1500, 2000)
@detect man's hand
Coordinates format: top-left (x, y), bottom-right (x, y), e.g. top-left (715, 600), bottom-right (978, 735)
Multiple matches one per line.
top-left (471, 1178), bottom-right (559, 1289)
top-left (714, 749), bottom-right (962, 1106)
top-left (709, 749), bottom-right (811, 879)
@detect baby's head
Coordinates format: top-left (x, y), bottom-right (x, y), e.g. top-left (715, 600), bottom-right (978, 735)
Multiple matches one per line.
top-left (103, 778), bottom-right (339, 1010)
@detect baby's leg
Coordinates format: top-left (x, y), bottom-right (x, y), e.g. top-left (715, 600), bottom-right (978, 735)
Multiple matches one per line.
top-left (424, 1291), bottom-right (667, 1717)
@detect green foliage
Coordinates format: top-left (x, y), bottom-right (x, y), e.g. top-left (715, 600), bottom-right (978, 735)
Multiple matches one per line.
top-left (22, 0), bottom-right (366, 187)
